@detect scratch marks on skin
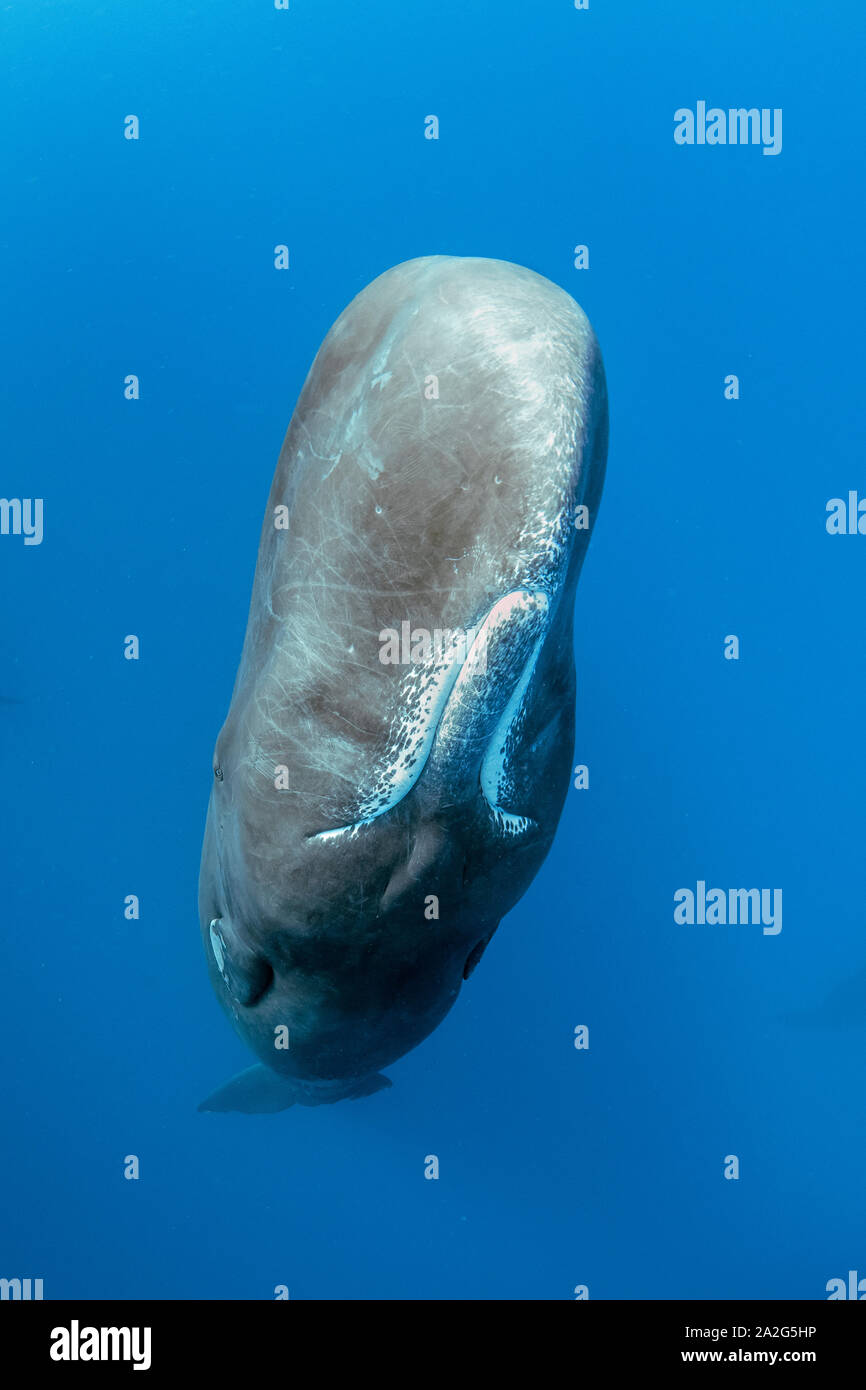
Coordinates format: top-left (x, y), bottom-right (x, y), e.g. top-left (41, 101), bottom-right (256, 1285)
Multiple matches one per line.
top-left (237, 264), bottom-right (597, 853)
top-left (316, 302), bottom-right (418, 485)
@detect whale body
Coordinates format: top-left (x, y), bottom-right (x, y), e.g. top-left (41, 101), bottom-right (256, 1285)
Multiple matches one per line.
top-left (198, 255), bottom-right (608, 1112)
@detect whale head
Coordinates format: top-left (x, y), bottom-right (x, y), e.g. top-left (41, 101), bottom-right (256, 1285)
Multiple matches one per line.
top-left (199, 785), bottom-right (500, 1095)
top-left (198, 255), bottom-right (607, 1111)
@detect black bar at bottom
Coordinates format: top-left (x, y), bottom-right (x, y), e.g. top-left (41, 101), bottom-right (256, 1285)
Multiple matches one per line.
top-left (0, 1299), bottom-right (862, 1373)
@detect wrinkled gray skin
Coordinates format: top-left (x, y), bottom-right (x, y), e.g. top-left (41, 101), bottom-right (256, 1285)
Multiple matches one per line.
top-left (198, 255), bottom-right (608, 1112)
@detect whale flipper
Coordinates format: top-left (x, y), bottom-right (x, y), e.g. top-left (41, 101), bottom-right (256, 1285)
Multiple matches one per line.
top-left (198, 1065), bottom-right (302, 1113)
top-left (198, 1066), bottom-right (392, 1113)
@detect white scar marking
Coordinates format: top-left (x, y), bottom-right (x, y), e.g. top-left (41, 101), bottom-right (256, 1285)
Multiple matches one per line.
top-left (312, 589), bottom-right (550, 842)
top-left (209, 919), bottom-right (226, 975)
top-left (480, 607), bottom-right (549, 836)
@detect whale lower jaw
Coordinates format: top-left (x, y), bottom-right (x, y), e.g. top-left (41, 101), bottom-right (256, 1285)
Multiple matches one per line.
top-left (312, 803), bottom-right (537, 845)
top-left (310, 588), bottom-right (551, 843)
top-left (198, 1064), bottom-right (392, 1114)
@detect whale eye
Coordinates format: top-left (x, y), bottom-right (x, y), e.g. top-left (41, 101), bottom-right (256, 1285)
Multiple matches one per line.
top-left (214, 763), bottom-right (223, 781)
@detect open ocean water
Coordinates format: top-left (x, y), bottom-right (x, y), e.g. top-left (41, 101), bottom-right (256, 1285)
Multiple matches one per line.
top-left (1, 0), bottom-right (865, 1301)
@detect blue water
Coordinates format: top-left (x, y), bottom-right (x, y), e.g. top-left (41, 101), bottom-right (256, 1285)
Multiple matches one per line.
top-left (2, 0), bottom-right (864, 1300)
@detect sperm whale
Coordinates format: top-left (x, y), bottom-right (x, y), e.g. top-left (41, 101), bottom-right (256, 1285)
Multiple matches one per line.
top-left (198, 254), bottom-right (608, 1112)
